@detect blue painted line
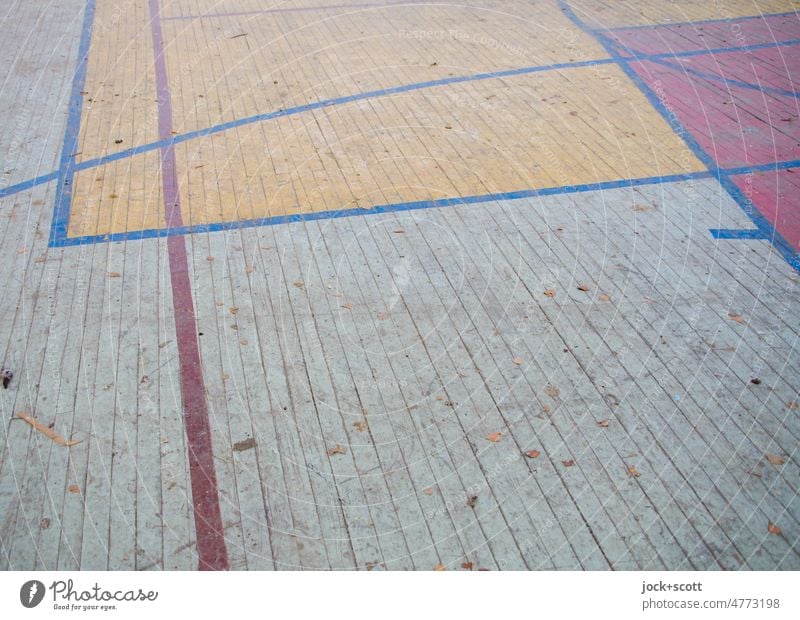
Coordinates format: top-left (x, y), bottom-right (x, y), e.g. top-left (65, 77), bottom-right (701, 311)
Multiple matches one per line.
top-left (50, 171), bottom-right (712, 247)
top-left (49, 0), bottom-right (96, 246)
top-left (648, 56), bottom-right (799, 99)
top-left (0, 44), bottom-right (791, 206)
top-left (557, 0), bottom-right (800, 273)
top-left (70, 56), bottom-right (618, 174)
top-left (646, 37), bottom-right (800, 60)
top-left (0, 170), bottom-right (61, 198)
top-left (725, 159), bottom-right (800, 175)
top-left (710, 228), bottom-right (767, 240)
top-left (597, 10), bottom-right (798, 33)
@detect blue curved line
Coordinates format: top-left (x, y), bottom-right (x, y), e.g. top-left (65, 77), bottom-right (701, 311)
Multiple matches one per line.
top-left (648, 56), bottom-right (799, 98)
top-left (72, 56), bottom-right (616, 173)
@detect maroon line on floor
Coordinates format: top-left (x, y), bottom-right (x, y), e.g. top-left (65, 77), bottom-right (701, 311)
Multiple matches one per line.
top-left (148, 0), bottom-right (230, 570)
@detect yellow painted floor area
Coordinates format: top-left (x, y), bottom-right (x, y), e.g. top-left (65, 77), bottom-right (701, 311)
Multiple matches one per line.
top-left (63, 0), bottom-right (791, 238)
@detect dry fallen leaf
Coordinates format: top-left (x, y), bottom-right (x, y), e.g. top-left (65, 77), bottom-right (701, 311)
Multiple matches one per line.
top-left (728, 312), bottom-right (745, 324)
top-left (233, 438), bottom-right (256, 452)
top-left (767, 521), bottom-right (782, 535)
top-left (545, 384), bottom-right (560, 399)
top-left (787, 401), bottom-right (799, 410)
top-left (577, 284), bottom-right (590, 292)
top-left (598, 294), bottom-right (610, 302)
top-left (293, 280), bottom-right (305, 289)
top-left (524, 449), bottom-right (541, 459)
top-left (341, 303), bottom-right (353, 310)
top-left (206, 256), bottom-right (215, 262)
top-left (327, 444), bottom-right (347, 456)
top-left (229, 307), bottom-right (238, 315)
top-left (562, 459), bottom-right (575, 467)
top-left (486, 432), bottom-right (502, 443)
top-left (353, 420), bottom-right (368, 432)
top-left (434, 563), bottom-right (446, 571)
top-left (597, 419), bottom-right (610, 428)
top-left (543, 289), bottom-right (556, 298)
top-left (513, 356), bottom-right (524, 365)
top-left (18, 413), bottom-right (80, 447)
top-left (422, 487), bottom-right (434, 495)
top-left (245, 265), bottom-right (256, 274)
top-left (462, 561), bottom-right (474, 570)
top-left (68, 484), bottom-right (80, 494)
top-left (633, 203), bottom-right (653, 212)
top-left (106, 271), bottom-right (121, 278)
top-left (627, 465), bottom-right (641, 478)
top-left (765, 453), bottom-right (786, 466)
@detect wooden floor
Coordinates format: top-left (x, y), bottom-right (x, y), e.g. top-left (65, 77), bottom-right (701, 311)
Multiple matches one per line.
top-left (0, 0), bottom-right (798, 570)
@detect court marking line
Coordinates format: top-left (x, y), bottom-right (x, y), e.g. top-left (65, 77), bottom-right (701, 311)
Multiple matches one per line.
top-left (52, 170), bottom-right (713, 246)
top-left (596, 10), bottom-right (799, 33)
top-left (557, 0), bottom-right (800, 272)
top-left (47, 0), bottom-right (96, 246)
top-left (641, 55), bottom-right (799, 99)
top-left (710, 228), bottom-right (768, 239)
top-left (162, 0), bottom-right (418, 20)
top-left (148, 0), bottom-right (230, 571)
top-left (4, 36), bottom-right (798, 203)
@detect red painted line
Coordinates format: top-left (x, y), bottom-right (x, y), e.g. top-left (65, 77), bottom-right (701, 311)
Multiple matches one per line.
top-left (148, 0), bottom-right (229, 570)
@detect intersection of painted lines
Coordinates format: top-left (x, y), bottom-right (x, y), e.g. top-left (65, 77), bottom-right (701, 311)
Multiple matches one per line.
top-left (608, 12), bottom-right (800, 252)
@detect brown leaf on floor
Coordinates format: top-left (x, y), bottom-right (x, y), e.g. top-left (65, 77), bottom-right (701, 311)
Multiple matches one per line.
top-left (486, 432), bottom-right (502, 442)
top-left (341, 303), bottom-right (353, 310)
top-left (327, 444), bottom-right (347, 456)
top-left (422, 487), bottom-right (434, 495)
top-left (206, 256), bottom-right (215, 262)
top-left (513, 356), bottom-right (524, 365)
top-left (462, 561), bottom-right (474, 570)
top-left (524, 449), bottom-right (541, 459)
top-left (393, 228), bottom-right (405, 234)
top-left (353, 420), bottom-right (368, 432)
top-left (728, 312), bottom-right (745, 324)
top-left (562, 459), bottom-right (575, 467)
top-left (229, 307), bottom-right (238, 315)
top-left (597, 419), bottom-right (610, 428)
top-left (18, 413), bottom-right (80, 447)
top-left (106, 271), bottom-right (121, 278)
top-left (627, 465), bottom-right (641, 478)
top-left (577, 284), bottom-right (590, 292)
top-left (233, 438), bottom-right (256, 452)
top-left (40, 518), bottom-right (50, 529)
top-left (632, 203), bottom-right (654, 212)
top-left (436, 395), bottom-right (444, 401)
top-left (765, 453), bottom-right (786, 466)
top-left (68, 484), bottom-right (80, 494)
top-left (433, 563), bottom-right (446, 571)
top-left (293, 280), bottom-right (305, 288)
top-left (543, 289), bottom-right (556, 297)
top-left (245, 265), bottom-right (256, 274)
top-left (466, 495), bottom-right (478, 508)
top-left (542, 404), bottom-right (551, 414)
top-left (545, 384), bottom-right (560, 399)
top-left (492, 328), bottom-right (501, 336)
top-left (767, 522), bottom-right (782, 535)
top-left (787, 400), bottom-right (799, 410)
top-left (598, 293), bottom-right (610, 302)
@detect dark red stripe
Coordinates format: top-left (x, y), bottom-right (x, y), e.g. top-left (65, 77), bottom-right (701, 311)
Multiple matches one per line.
top-left (148, 0), bottom-right (229, 570)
